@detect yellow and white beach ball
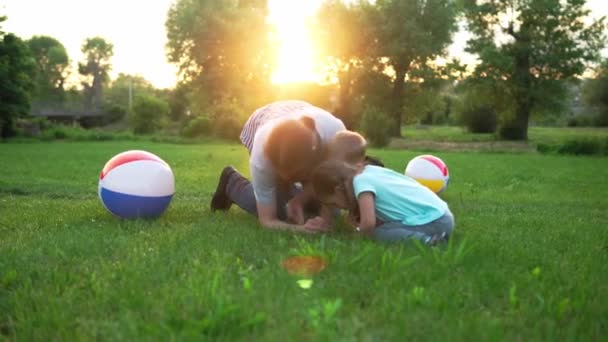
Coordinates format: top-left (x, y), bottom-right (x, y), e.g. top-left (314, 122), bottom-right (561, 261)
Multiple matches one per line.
top-left (404, 155), bottom-right (450, 194)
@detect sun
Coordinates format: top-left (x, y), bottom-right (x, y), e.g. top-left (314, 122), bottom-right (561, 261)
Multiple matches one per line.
top-left (267, 0), bottom-right (324, 84)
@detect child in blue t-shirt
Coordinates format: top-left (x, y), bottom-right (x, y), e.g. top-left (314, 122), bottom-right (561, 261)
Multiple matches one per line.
top-left (311, 159), bottom-right (454, 245)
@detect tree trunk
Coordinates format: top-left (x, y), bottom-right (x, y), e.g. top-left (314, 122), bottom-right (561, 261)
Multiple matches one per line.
top-left (91, 67), bottom-right (104, 112)
top-left (83, 84), bottom-right (93, 111)
top-left (0, 117), bottom-right (6, 139)
top-left (516, 102), bottom-right (530, 140)
top-left (500, 100), bottom-right (530, 140)
top-left (389, 64), bottom-right (407, 137)
top-left (500, 24), bottom-right (532, 141)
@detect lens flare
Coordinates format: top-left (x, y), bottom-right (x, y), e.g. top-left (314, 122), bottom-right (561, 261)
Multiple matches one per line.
top-left (282, 255), bottom-right (327, 277)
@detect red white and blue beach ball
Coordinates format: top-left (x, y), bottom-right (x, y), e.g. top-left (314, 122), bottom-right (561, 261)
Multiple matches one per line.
top-left (98, 150), bottom-right (175, 219)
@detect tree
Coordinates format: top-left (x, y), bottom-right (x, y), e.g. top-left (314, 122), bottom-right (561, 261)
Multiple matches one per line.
top-left (453, 79), bottom-right (499, 133)
top-left (582, 60), bottom-right (608, 126)
top-left (129, 95), bottom-right (169, 134)
top-left (350, 66), bottom-right (394, 114)
top-left (369, 0), bottom-right (458, 136)
top-left (462, 0), bottom-right (606, 140)
top-left (0, 16), bottom-right (36, 138)
top-left (105, 73), bottom-right (155, 110)
top-left (79, 37), bottom-right (113, 111)
top-left (166, 0), bottom-right (273, 110)
top-left (27, 36), bottom-right (69, 105)
top-left (168, 82), bottom-right (192, 121)
top-left (313, 0), bottom-right (374, 129)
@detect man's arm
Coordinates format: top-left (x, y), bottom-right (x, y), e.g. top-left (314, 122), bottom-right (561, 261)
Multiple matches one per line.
top-left (257, 201), bottom-right (328, 233)
top-left (257, 201), bottom-right (295, 230)
top-left (252, 166), bottom-right (326, 232)
top-left (286, 181), bottom-right (316, 224)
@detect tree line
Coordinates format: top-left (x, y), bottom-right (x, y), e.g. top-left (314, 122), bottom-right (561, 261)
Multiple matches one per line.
top-left (1, 0), bottom-right (607, 142)
top-left (165, 0), bottom-right (607, 141)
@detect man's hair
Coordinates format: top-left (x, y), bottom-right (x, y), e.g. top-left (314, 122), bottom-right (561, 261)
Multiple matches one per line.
top-left (326, 130), bottom-right (367, 164)
top-left (264, 116), bottom-right (321, 179)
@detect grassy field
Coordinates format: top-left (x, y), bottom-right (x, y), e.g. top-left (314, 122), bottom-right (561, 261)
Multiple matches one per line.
top-left (1, 141), bottom-right (607, 340)
top-left (400, 125), bottom-right (608, 143)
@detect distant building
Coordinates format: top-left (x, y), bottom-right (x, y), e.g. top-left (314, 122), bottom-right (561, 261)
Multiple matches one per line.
top-left (30, 107), bottom-right (103, 125)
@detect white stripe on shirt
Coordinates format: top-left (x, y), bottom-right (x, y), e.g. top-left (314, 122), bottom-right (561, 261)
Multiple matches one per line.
top-left (240, 100), bottom-right (319, 154)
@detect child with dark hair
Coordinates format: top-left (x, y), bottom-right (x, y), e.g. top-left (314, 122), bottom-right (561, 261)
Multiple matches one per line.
top-left (311, 160), bottom-right (454, 244)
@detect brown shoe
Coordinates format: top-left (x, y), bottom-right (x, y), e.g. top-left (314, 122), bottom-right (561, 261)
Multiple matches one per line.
top-left (210, 166), bottom-right (236, 211)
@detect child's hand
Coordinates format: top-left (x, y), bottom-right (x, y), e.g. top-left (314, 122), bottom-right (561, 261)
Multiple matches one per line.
top-left (346, 213), bottom-right (360, 228)
top-left (304, 216), bottom-right (330, 233)
top-left (286, 197), bottom-right (305, 224)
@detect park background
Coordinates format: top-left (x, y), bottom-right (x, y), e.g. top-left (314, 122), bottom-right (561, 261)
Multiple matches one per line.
top-left (1, 0), bottom-right (608, 147)
top-left (1, 0), bottom-right (607, 340)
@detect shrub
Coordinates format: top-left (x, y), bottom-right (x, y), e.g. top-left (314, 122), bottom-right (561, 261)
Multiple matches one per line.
top-left (536, 143), bottom-right (555, 154)
top-left (31, 117), bottom-right (53, 130)
top-left (181, 116), bottom-right (212, 138)
top-left (595, 110), bottom-right (608, 127)
top-left (359, 106), bottom-right (394, 147)
top-left (129, 95), bottom-right (169, 134)
top-left (497, 121), bottom-right (526, 140)
top-left (557, 139), bottom-right (604, 155)
top-left (420, 110), bottom-right (449, 125)
top-left (566, 114), bottom-right (597, 127)
top-left (209, 101), bottom-right (245, 141)
top-left (12, 119), bottom-right (138, 142)
top-left (453, 86), bottom-right (498, 133)
top-left (48, 126), bottom-right (68, 139)
top-left (15, 117), bottom-right (51, 137)
top-left (459, 105), bottom-right (497, 133)
top-left (40, 124), bottom-right (85, 140)
top-left (103, 104), bottom-right (128, 124)
top-left (80, 104), bottom-right (127, 128)
top-left (537, 138), bottom-right (607, 156)
top-left (212, 115), bottom-right (241, 141)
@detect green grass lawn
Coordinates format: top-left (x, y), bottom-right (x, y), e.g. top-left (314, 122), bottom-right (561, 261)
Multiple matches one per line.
top-left (401, 125), bottom-right (608, 143)
top-left (1, 141), bottom-right (607, 340)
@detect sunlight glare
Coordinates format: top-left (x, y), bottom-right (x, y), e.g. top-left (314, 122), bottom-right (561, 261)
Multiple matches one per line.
top-left (268, 0), bottom-right (324, 84)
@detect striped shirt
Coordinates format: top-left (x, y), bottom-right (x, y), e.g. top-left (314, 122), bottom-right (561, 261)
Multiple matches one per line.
top-left (240, 100), bottom-right (333, 154)
top-left (242, 100), bottom-right (346, 204)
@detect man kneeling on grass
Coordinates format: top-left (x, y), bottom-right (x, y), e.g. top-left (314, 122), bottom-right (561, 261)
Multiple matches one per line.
top-left (210, 100), bottom-right (345, 233)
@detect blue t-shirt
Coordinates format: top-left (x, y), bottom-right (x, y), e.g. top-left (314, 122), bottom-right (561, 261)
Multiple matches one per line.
top-left (353, 165), bottom-right (448, 226)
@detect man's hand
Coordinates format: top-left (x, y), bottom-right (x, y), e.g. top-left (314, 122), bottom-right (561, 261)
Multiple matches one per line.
top-left (304, 216), bottom-right (330, 233)
top-left (257, 199), bottom-right (328, 234)
top-left (286, 196), bottom-right (305, 224)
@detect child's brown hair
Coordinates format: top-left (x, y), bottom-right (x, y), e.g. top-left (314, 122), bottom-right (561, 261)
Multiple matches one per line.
top-left (311, 160), bottom-right (360, 217)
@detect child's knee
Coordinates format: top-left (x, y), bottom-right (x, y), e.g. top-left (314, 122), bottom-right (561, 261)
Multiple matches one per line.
top-left (442, 212), bottom-right (455, 235)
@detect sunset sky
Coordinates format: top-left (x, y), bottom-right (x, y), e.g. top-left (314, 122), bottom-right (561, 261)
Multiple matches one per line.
top-left (2, 0), bottom-right (607, 89)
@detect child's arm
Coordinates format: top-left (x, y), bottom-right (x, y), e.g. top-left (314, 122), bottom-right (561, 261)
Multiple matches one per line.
top-left (357, 192), bottom-right (376, 233)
